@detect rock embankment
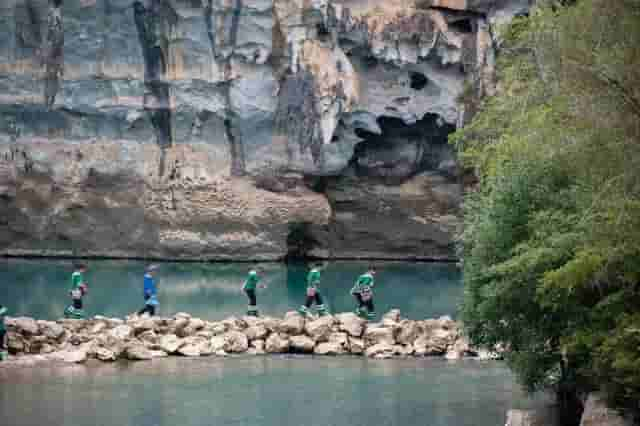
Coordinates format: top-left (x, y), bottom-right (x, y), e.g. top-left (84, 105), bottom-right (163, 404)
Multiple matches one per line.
top-left (1, 310), bottom-right (500, 366)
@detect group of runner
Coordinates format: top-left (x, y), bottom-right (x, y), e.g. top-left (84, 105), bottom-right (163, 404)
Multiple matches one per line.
top-left (62, 262), bottom-right (378, 321)
top-left (0, 262), bottom-right (378, 361)
top-left (242, 263), bottom-right (378, 320)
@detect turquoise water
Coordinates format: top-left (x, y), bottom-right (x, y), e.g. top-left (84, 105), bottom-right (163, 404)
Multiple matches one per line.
top-left (0, 259), bottom-right (462, 320)
top-left (0, 357), bottom-right (550, 426)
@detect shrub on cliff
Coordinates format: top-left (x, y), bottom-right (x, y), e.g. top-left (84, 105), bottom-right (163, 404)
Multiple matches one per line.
top-left (452, 0), bottom-right (640, 413)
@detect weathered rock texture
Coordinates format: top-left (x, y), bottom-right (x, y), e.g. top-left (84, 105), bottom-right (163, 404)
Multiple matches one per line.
top-left (0, 310), bottom-right (500, 365)
top-left (0, 0), bottom-right (530, 260)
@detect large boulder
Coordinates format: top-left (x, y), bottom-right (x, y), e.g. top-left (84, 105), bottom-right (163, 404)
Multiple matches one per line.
top-left (244, 324), bottom-right (269, 341)
top-left (210, 336), bottom-right (227, 353)
top-left (221, 317), bottom-right (247, 332)
top-left (365, 343), bottom-right (395, 359)
top-left (328, 332), bottom-right (349, 352)
top-left (109, 325), bottom-right (133, 341)
top-left (382, 309), bottom-right (401, 326)
top-left (159, 334), bottom-right (182, 354)
top-left (6, 332), bottom-right (25, 353)
top-left (261, 317), bottom-right (282, 333)
top-left (336, 313), bottom-right (366, 337)
top-left (124, 343), bottom-right (153, 361)
top-left (396, 320), bottom-right (423, 345)
top-left (348, 338), bottom-right (366, 354)
top-left (289, 335), bottom-right (316, 353)
top-left (177, 338), bottom-right (208, 357)
top-left (305, 316), bottom-right (335, 342)
top-left (223, 331), bottom-right (249, 353)
top-left (314, 342), bottom-right (344, 355)
top-left (278, 312), bottom-right (306, 335)
top-left (363, 326), bottom-right (395, 346)
top-left (8, 317), bottom-right (39, 335)
top-left (89, 322), bottom-right (108, 335)
top-left (413, 328), bottom-right (456, 356)
top-left (393, 345), bottom-right (414, 356)
top-left (250, 339), bottom-right (266, 354)
top-left (93, 347), bottom-right (117, 362)
top-left (132, 318), bottom-right (156, 335)
top-left (181, 318), bottom-right (206, 337)
top-left (139, 330), bottom-right (159, 346)
top-left (55, 348), bottom-right (89, 364)
top-left (208, 322), bottom-right (228, 336)
top-left (265, 333), bottom-right (290, 353)
top-left (37, 321), bottom-right (65, 340)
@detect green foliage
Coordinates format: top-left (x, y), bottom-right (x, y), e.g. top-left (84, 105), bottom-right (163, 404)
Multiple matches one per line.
top-left (454, 0), bottom-right (640, 410)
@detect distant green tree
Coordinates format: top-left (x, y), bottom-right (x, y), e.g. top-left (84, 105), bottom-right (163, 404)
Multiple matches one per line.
top-left (452, 0), bottom-right (640, 415)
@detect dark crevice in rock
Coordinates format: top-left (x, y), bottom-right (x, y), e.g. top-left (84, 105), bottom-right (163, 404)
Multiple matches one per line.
top-left (224, 0), bottom-right (245, 177)
top-left (275, 70), bottom-right (324, 167)
top-left (205, 0), bottom-right (246, 176)
top-left (133, 0), bottom-right (176, 177)
top-left (224, 115), bottom-right (245, 176)
top-left (449, 18), bottom-right (474, 34)
top-left (409, 71), bottom-right (428, 90)
top-left (203, 0), bottom-right (217, 59)
top-left (421, 5), bottom-right (486, 19)
top-left (44, 0), bottom-right (64, 108)
top-left (352, 114), bottom-right (457, 184)
top-left (16, 0), bottom-right (43, 51)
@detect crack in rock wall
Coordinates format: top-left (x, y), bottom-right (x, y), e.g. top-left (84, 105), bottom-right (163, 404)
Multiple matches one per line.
top-left (0, 0), bottom-right (531, 260)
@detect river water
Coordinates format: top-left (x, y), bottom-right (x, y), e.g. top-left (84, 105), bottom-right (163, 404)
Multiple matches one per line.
top-left (0, 259), bottom-right (462, 320)
top-left (0, 259), bottom-right (552, 426)
top-left (0, 357), bottom-right (549, 426)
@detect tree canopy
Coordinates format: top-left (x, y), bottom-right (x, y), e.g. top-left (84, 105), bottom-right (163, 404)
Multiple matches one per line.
top-left (452, 0), bottom-right (640, 414)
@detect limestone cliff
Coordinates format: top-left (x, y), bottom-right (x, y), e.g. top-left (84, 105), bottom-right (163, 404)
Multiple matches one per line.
top-left (0, 0), bottom-right (530, 260)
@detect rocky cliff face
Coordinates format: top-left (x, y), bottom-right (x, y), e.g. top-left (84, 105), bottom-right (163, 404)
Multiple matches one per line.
top-left (0, 0), bottom-right (530, 260)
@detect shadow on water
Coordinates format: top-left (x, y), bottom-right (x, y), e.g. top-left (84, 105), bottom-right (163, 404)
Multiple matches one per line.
top-left (0, 259), bottom-right (462, 320)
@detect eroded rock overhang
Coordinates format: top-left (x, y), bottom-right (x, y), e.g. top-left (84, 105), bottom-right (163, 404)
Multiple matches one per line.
top-left (0, 0), bottom-right (531, 260)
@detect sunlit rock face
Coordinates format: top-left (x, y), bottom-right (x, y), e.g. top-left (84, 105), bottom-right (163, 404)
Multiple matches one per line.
top-left (0, 0), bottom-right (529, 260)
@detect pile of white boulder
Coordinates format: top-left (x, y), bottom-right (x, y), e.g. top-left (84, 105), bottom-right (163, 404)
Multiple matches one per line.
top-left (1, 310), bottom-right (501, 365)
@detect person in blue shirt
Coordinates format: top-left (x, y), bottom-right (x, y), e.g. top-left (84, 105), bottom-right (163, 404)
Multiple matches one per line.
top-left (138, 264), bottom-right (159, 317)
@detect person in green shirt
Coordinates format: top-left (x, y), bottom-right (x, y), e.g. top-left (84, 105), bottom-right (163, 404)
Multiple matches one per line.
top-left (242, 266), bottom-right (266, 316)
top-left (298, 262), bottom-right (329, 317)
top-left (0, 304), bottom-right (7, 361)
top-left (64, 263), bottom-right (89, 319)
top-left (351, 266), bottom-right (376, 320)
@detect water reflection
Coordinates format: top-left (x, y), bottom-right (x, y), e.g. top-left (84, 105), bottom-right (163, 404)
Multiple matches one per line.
top-left (0, 259), bottom-right (462, 320)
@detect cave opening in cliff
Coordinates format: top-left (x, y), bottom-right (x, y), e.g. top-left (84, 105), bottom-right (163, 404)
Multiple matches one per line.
top-left (286, 222), bottom-right (319, 260)
top-left (409, 72), bottom-right (428, 90)
top-left (449, 18), bottom-right (473, 34)
top-left (352, 114), bottom-right (457, 183)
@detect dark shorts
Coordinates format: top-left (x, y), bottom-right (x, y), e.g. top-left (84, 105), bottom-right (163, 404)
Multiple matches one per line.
top-left (0, 330), bottom-right (6, 349)
top-left (305, 291), bottom-right (323, 308)
top-left (245, 289), bottom-right (257, 306)
top-left (354, 293), bottom-right (375, 311)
